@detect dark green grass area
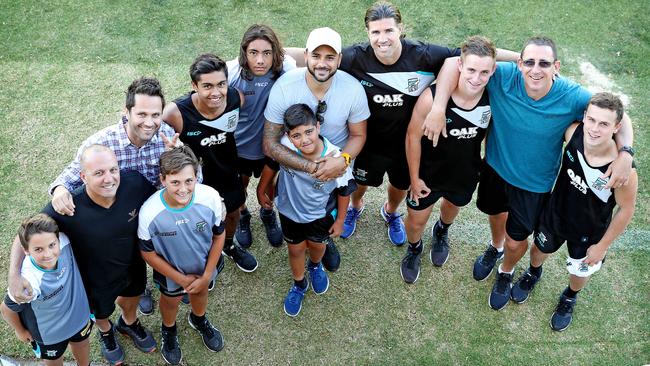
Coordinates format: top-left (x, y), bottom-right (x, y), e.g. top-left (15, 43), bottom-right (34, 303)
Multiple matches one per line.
top-left (0, 0), bottom-right (648, 364)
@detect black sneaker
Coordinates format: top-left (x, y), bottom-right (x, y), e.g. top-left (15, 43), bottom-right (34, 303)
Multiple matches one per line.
top-left (98, 323), bottom-right (125, 365)
top-left (260, 208), bottom-right (283, 247)
top-left (430, 224), bottom-right (450, 267)
top-left (138, 287), bottom-right (154, 316)
top-left (511, 268), bottom-right (543, 304)
top-left (235, 209), bottom-right (253, 249)
top-left (550, 293), bottom-right (577, 332)
top-left (473, 243), bottom-right (504, 281)
top-left (116, 316), bottom-right (157, 353)
top-left (188, 313), bottom-right (224, 352)
top-left (489, 271), bottom-right (513, 310)
top-left (223, 244), bottom-right (258, 272)
top-left (400, 244), bottom-right (422, 284)
top-left (322, 237), bottom-right (341, 272)
top-left (161, 327), bottom-right (182, 365)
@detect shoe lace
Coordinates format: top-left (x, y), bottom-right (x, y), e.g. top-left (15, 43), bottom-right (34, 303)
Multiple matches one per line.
top-left (100, 329), bottom-right (117, 351)
top-left (481, 246), bottom-right (500, 265)
top-left (130, 319), bottom-right (148, 339)
top-left (495, 273), bottom-right (511, 293)
top-left (385, 212), bottom-right (404, 231)
top-left (197, 318), bottom-right (216, 338)
top-left (555, 297), bottom-right (575, 315)
top-left (162, 331), bottom-right (178, 350)
top-left (344, 207), bottom-right (360, 226)
top-left (288, 286), bottom-right (304, 304)
top-left (432, 230), bottom-right (449, 251)
top-left (405, 250), bottom-right (420, 269)
top-left (519, 273), bottom-right (537, 291)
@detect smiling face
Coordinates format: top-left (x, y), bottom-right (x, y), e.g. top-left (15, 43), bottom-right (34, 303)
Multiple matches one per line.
top-left (192, 71), bottom-right (228, 111)
top-left (26, 232), bottom-right (60, 270)
top-left (125, 94), bottom-right (163, 147)
top-left (517, 44), bottom-right (560, 99)
top-left (287, 122), bottom-right (321, 157)
top-left (366, 17), bottom-right (403, 65)
top-left (246, 38), bottom-right (274, 77)
top-left (458, 54), bottom-right (496, 96)
top-left (80, 148), bottom-right (120, 203)
top-left (583, 104), bottom-right (620, 148)
top-left (305, 45), bottom-right (340, 83)
top-left (161, 165), bottom-right (197, 209)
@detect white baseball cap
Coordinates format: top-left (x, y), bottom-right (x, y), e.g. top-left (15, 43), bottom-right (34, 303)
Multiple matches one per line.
top-left (306, 27), bottom-right (342, 54)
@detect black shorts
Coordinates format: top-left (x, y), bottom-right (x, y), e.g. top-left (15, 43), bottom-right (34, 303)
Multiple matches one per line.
top-left (220, 188), bottom-right (247, 213)
top-left (352, 150), bottom-right (410, 190)
top-left (279, 213), bottom-right (334, 244)
top-left (33, 318), bottom-right (93, 360)
top-left (476, 161), bottom-right (548, 241)
top-left (238, 156), bottom-right (274, 178)
top-left (534, 215), bottom-right (603, 260)
top-left (87, 258), bottom-right (147, 319)
top-left (405, 188), bottom-right (473, 210)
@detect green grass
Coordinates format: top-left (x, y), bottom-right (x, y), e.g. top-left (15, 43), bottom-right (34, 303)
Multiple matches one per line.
top-left (0, 0), bottom-right (648, 365)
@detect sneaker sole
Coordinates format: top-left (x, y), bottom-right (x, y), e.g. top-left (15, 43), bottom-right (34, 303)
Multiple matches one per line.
top-left (137, 307), bottom-right (154, 316)
top-left (399, 265), bottom-right (420, 284)
top-left (187, 315), bottom-right (224, 352)
top-left (341, 206), bottom-right (365, 239)
top-left (430, 225), bottom-right (449, 266)
top-left (488, 293), bottom-right (510, 311)
top-left (380, 206), bottom-right (406, 246)
top-left (116, 328), bottom-right (156, 353)
top-left (222, 251), bottom-right (259, 273)
top-left (284, 304), bottom-right (301, 317)
top-left (160, 344), bottom-right (182, 365)
top-left (549, 316), bottom-right (572, 332)
top-left (311, 279), bottom-right (329, 295)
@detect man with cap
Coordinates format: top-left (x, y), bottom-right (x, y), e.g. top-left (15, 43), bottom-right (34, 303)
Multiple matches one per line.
top-left (263, 27), bottom-right (370, 271)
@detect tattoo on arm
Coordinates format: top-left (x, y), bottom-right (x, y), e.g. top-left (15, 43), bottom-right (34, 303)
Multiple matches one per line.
top-left (263, 122), bottom-right (314, 172)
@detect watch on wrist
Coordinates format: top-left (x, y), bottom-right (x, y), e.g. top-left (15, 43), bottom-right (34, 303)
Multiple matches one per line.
top-left (341, 152), bottom-right (351, 167)
top-left (619, 145), bottom-right (635, 157)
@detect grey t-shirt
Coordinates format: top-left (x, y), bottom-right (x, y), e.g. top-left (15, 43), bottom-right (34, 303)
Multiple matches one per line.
top-left (264, 68), bottom-right (370, 148)
top-left (5, 233), bottom-right (91, 345)
top-left (228, 56), bottom-right (296, 160)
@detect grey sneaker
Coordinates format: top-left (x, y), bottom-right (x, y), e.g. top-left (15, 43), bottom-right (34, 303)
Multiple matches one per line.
top-left (115, 316), bottom-right (156, 353)
top-left (188, 313), bottom-right (224, 352)
top-left (98, 323), bottom-right (125, 365)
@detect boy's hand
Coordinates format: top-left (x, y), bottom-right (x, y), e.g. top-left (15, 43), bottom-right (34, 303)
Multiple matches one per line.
top-left (256, 190), bottom-right (273, 210)
top-left (15, 328), bottom-right (32, 343)
top-left (179, 274), bottom-right (199, 291)
top-left (329, 219), bottom-right (344, 237)
top-left (584, 244), bottom-right (607, 266)
top-left (161, 132), bottom-right (182, 150)
top-left (8, 275), bottom-right (33, 303)
top-left (186, 276), bottom-right (209, 294)
top-left (409, 179), bottom-right (431, 206)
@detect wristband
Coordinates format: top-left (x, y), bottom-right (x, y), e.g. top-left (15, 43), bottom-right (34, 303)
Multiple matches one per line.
top-left (618, 145), bottom-right (635, 157)
top-left (341, 152), bottom-right (351, 167)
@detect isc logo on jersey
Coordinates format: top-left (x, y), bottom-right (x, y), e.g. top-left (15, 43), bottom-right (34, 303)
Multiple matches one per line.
top-left (449, 127), bottom-right (479, 139)
top-left (201, 132), bottom-right (227, 146)
top-left (567, 169), bottom-right (588, 194)
top-left (373, 94), bottom-right (403, 107)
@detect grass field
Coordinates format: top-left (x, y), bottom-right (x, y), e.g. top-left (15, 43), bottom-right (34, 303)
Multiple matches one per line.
top-left (0, 1), bottom-right (648, 365)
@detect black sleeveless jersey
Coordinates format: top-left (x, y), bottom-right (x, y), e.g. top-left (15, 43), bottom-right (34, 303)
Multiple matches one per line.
top-left (175, 87), bottom-right (241, 192)
top-left (420, 84), bottom-right (490, 194)
top-left (340, 39), bottom-right (460, 156)
top-left (542, 124), bottom-right (617, 243)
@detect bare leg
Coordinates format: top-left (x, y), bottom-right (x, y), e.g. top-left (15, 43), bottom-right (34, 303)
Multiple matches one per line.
top-left (306, 241), bottom-right (326, 263)
top-left (405, 206), bottom-right (433, 243)
top-left (529, 244), bottom-right (550, 268)
top-left (225, 210), bottom-right (241, 239)
top-left (189, 290), bottom-right (209, 317)
top-left (288, 241), bottom-right (307, 280)
top-left (69, 338), bottom-right (91, 366)
top-left (439, 198), bottom-right (460, 224)
top-left (350, 184), bottom-right (368, 209)
top-left (500, 234), bottom-right (528, 273)
top-left (488, 213), bottom-right (507, 249)
top-left (385, 183), bottom-right (407, 213)
top-left (159, 294), bottom-right (183, 327)
top-left (569, 274), bottom-right (590, 292)
top-left (116, 295), bottom-right (140, 325)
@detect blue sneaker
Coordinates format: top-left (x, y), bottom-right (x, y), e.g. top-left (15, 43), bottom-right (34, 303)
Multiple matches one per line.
top-left (380, 205), bottom-right (406, 246)
top-left (283, 283), bottom-right (309, 317)
top-left (308, 262), bottom-right (330, 295)
top-left (341, 205), bottom-right (364, 239)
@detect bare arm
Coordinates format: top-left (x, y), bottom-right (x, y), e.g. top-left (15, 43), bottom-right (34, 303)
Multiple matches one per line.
top-left (584, 170), bottom-right (637, 265)
top-left (330, 194), bottom-right (351, 237)
top-left (604, 112), bottom-right (634, 188)
top-left (406, 88), bottom-right (433, 205)
top-left (1, 303), bottom-right (32, 343)
top-left (422, 57), bottom-right (460, 146)
top-left (162, 102), bottom-right (184, 134)
top-left (495, 48), bottom-right (519, 62)
top-left (263, 120), bottom-right (317, 173)
top-left (342, 120), bottom-right (366, 159)
top-left (284, 47), bottom-right (306, 67)
top-left (186, 231), bottom-right (224, 294)
top-left (314, 120), bottom-right (367, 181)
top-left (256, 165), bottom-right (277, 210)
top-left (7, 236), bottom-right (32, 303)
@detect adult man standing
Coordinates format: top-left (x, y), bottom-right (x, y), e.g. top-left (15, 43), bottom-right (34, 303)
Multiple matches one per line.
top-left (263, 27), bottom-right (370, 271)
top-left (9, 146), bottom-right (157, 365)
top-left (423, 36), bottom-right (634, 310)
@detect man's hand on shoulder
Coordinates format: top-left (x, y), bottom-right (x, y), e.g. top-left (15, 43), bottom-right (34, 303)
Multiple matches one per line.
top-left (313, 152), bottom-right (346, 181)
top-left (603, 152), bottom-right (633, 189)
top-left (422, 107), bottom-right (447, 147)
top-left (8, 275), bottom-right (33, 304)
top-left (52, 185), bottom-right (75, 216)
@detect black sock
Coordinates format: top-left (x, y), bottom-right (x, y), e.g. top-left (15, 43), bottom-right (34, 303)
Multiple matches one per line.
top-left (260, 207), bottom-right (273, 216)
top-left (190, 312), bottom-right (206, 325)
top-left (294, 277), bottom-right (308, 290)
top-left (409, 239), bottom-right (422, 248)
top-left (225, 237), bottom-right (234, 250)
top-left (563, 286), bottom-right (580, 299)
top-left (307, 260), bottom-right (319, 270)
top-left (162, 323), bottom-right (176, 333)
top-left (529, 264), bottom-right (543, 278)
top-left (241, 207), bottom-right (250, 216)
top-left (437, 218), bottom-right (452, 230)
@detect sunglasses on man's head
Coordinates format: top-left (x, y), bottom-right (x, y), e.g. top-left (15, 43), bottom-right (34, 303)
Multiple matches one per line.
top-left (316, 100), bottom-right (327, 124)
top-left (522, 59), bottom-right (554, 68)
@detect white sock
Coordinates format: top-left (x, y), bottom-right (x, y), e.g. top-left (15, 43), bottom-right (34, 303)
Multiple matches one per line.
top-left (498, 264), bottom-right (514, 275)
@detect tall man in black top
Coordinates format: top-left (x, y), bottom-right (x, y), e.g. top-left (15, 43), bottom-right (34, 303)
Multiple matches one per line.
top-left (163, 54), bottom-right (258, 273)
top-left (8, 145), bottom-right (157, 365)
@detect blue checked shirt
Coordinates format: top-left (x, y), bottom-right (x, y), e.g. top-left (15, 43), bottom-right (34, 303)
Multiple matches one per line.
top-left (49, 117), bottom-right (177, 194)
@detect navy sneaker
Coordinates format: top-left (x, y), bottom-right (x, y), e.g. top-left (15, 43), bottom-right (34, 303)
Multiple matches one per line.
top-left (400, 243), bottom-right (422, 284)
top-left (308, 262), bottom-right (330, 295)
top-left (489, 271), bottom-right (513, 310)
top-left (260, 208), bottom-right (283, 247)
top-left (321, 237), bottom-right (341, 272)
top-left (235, 209), bottom-right (253, 249)
top-left (137, 287), bottom-right (154, 316)
top-left (380, 205), bottom-right (406, 246)
top-left (223, 244), bottom-right (258, 272)
top-left (511, 268), bottom-right (543, 304)
top-left (116, 316), bottom-right (156, 353)
top-left (473, 242), bottom-right (504, 281)
top-left (181, 293), bottom-right (190, 305)
top-left (188, 313), bottom-right (224, 352)
top-left (341, 205), bottom-right (364, 239)
top-left (98, 323), bottom-right (125, 365)
top-left (550, 293), bottom-right (577, 332)
top-left (284, 282), bottom-right (309, 317)
top-left (160, 327), bottom-right (182, 365)
top-left (430, 224), bottom-right (450, 267)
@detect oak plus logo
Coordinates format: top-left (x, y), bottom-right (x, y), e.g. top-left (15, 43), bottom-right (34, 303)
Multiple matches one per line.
top-left (201, 132), bottom-right (227, 146)
top-left (449, 127), bottom-right (479, 139)
top-left (567, 169), bottom-right (587, 194)
top-left (373, 94), bottom-right (403, 107)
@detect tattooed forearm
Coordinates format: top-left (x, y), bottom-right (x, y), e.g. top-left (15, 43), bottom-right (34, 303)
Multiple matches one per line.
top-left (263, 121), bottom-right (315, 173)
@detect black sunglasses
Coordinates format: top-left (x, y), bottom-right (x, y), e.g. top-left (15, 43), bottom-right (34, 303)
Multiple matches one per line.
top-left (316, 100), bottom-right (327, 124)
top-left (522, 59), bottom-right (554, 69)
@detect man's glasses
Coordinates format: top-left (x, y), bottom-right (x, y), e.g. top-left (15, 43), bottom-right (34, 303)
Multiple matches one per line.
top-left (316, 100), bottom-right (327, 124)
top-left (522, 59), bottom-right (554, 68)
